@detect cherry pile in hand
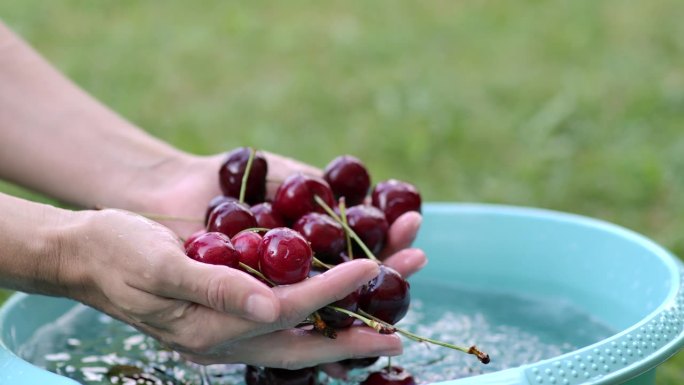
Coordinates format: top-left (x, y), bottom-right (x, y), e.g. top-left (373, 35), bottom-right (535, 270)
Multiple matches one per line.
top-left (179, 148), bottom-right (486, 385)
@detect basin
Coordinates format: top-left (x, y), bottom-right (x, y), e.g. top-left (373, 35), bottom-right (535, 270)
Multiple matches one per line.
top-left (1, 203), bottom-right (683, 384)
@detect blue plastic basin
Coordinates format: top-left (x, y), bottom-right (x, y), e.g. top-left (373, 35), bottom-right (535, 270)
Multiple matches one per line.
top-left (1, 203), bottom-right (683, 384)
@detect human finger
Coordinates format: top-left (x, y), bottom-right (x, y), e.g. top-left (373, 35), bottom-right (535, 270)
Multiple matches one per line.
top-left (382, 248), bottom-right (427, 278)
top-left (379, 211), bottom-right (422, 259)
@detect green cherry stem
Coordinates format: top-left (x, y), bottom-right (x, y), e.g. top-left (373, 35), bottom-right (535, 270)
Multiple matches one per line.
top-left (312, 256), bottom-right (334, 270)
top-left (313, 195), bottom-right (379, 261)
top-left (327, 306), bottom-right (395, 334)
top-left (238, 147), bottom-right (256, 204)
top-left (238, 262), bottom-right (276, 287)
top-left (338, 197), bottom-right (354, 260)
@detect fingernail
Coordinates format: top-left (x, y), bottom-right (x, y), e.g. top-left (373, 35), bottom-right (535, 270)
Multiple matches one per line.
top-left (245, 294), bottom-right (277, 322)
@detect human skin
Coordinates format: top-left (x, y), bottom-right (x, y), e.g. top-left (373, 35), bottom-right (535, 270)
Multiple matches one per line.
top-left (0, 21), bottom-right (426, 368)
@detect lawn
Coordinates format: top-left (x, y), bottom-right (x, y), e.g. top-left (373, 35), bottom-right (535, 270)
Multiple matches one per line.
top-left (1, 1), bottom-right (683, 383)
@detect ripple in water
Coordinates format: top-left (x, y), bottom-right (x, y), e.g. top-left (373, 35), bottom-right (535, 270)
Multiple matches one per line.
top-left (18, 282), bottom-right (615, 384)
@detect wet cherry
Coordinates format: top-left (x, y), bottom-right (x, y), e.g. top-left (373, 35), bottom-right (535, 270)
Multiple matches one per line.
top-left (205, 195), bottom-right (237, 225)
top-left (323, 155), bottom-right (371, 206)
top-left (361, 366), bottom-right (416, 385)
top-left (231, 230), bottom-right (263, 271)
top-left (219, 147), bottom-right (268, 204)
top-left (259, 227), bottom-right (313, 285)
top-left (293, 213), bottom-right (345, 263)
top-left (207, 200), bottom-right (258, 238)
top-left (317, 287), bottom-right (361, 329)
top-left (185, 232), bottom-right (240, 268)
top-left (371, 179), bottom-right (422, 224)
top-left (346, 205), bottom-right (389, 255)
top-left (251, 202), bottom-right (286, 229)
top-left (272, 173), bottom-right (335, 222)
top-left (359, 265), bottom-right (410, 325)
top-left (183, 229), bottom-right (206, 250)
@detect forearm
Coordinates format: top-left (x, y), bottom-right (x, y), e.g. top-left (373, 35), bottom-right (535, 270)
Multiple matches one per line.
top-left (0, 192), bottom-right (80, 296)
top-left (0, 22), bottom-right (192, 210)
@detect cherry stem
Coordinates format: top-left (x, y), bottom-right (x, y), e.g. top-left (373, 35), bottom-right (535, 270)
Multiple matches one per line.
top-left (338, 197), bottom-right (354, 260)
top-left (387, 356), bottom-right (392, 372)
top-left (238, 262), bottom-right (276, 287)
top-left (356, 309), bottom-right (490, 364)
top-left (313, 195), bottom-right (379, 262)
top-left (312, 311), bottom-right (337, 339)
top-left (312, 256), bottom-right (334, 270)
top-left (327, 306), bottom-right (395, 334)
top-left (239, 147), bottom-right (256, 204)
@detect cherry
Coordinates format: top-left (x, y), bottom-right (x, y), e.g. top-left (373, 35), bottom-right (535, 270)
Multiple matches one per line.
top-left (219, 147), bottom-right (268, 204)
top-left (371, 180), bottom-right (421, 224)
top-left (205, 195), bottom-right (237, 225)
top-left (207, 200), bottom-right (258, 238)
top-left (293, 213), bottom-right (345, 263)
top-left (245, 366), bottom-right (319, 385)
top-left (359, 265), bottom-right (410, 325)
top-left (231, 230), bottom-right (263, 271)
top-left (259, 227), bottom-right (313, 285)
top-left (272, 173), bottom-right (335, 222)
top-left (361, 366), bottom-right (416, 385)
top-left (323, 155), bottom-right (371, 206)
top-left (338, 356), bottom-right (380, 370)
top-left (251, 202), bottom-right (286, 229)
top-left (346, 205), bottom-right (389, 255)
top-left (185, 232), bottom-right (240, 268)
top-left (317, 287), bottom-right (361, 329)
top-left (183, 229), bottom-right (206, 250)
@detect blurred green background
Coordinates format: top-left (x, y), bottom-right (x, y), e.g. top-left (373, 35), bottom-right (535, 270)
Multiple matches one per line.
top-left (1, 0), bottom-right (683, 383)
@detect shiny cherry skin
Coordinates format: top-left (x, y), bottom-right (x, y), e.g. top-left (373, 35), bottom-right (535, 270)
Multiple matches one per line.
top-left (245, 366), bottom-right (319, 385)
top-left (183, 229), bottom-right (206, 250)
top-left (359, 265), bottom-right (410, 325)
top-left (346, 205), bottom-right (389, 255)
top-left (207, 201), bottom-right (258, 238)
top-left (318, 287), bottom-right (361, 328)
top-left (293, 213), bottom-right (345, 262)
top-left (361, 366), bottom-right (416, 385)
top-left (219, 147), bottom-right (268, 204)
top-left (205, 195), bottom-right (237, 225)
top-left (272, 173), bottom-right (335, 222)
top-left (231, 230), bottom-right (263, 271)
top-left (371, 179), bottom-right (422, 224)
top-left (259, 227), bottom-right (313, 285)
top-left (323, 155), bottom-right (371, 206)
top-left (251, 202), bottom-right (286, 229)
top-left (185, 232), bottom-right (240, 268)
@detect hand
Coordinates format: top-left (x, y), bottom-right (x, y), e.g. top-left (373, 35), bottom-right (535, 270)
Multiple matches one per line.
top-left (61, 208), bottom-right (402, 368)
top-left (140, 151), bottom-right (427, 278)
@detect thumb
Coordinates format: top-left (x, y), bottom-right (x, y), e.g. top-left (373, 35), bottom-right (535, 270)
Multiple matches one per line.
top-left (158, 258), bottom-right (280, 323)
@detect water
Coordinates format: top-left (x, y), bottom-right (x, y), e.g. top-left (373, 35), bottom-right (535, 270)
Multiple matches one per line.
top-left (18, 281), bottom-right (615, 384)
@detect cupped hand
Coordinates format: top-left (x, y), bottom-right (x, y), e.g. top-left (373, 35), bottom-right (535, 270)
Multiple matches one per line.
top-left (62, 208), bottom-right (401, 368)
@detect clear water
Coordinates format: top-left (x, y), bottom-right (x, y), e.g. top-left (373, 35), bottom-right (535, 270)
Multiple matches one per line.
top-left (18, 281), bottom-right (615, 384)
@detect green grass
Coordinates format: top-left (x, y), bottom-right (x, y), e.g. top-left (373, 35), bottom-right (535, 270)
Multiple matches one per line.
top-left (1, 1), bottom-right (683, 382)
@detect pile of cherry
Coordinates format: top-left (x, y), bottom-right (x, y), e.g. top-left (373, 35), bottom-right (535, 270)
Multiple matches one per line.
top-left (182, 148), bottom-right (485, 385)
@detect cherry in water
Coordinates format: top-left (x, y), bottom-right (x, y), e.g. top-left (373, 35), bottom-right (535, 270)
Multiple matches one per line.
top-left (219, 147), bottom-right (268, 204)
top-left (371, 179), bottom-right (422, 224)
top-left (251, 202), bottom-right (286, 229)
top-left (323, 155), bottom-right (371, 206)
top-left (245, 366), bottom-right (319, 385)
top-left (231, 230), bottom-right (263, 271)
top-left (185, 232), bottom-right (240, 268)
top-left (361, 366), bottom-right (416, 385)
top-left (259, 227), bottom-right (313, 285)
top-left (272, 173), bottom-right (335, 222)
top-left (293, 212), bottom-right (345, 263)
top-left (359, 265), bottom-right (410, 325)
top-left (346, 205), bottom-right (389, 255)
top-left (207, 201), bottom-right (258, 238)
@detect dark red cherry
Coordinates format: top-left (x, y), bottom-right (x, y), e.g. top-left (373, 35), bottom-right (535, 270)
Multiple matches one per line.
top-left (231, 230), bottom-right (263, 271)
top-left (371, 179), bottom-right (421, 224)
top-left (259, 227), bottom-right (313, 285)
top-left (185, 232), bottom-right (240, 268)
top-left (207, 201), bottom-right (258, 238)
top-left (272, 173), bottom-right (335, 222)
top-left (323, 155), bottom-right (371, 206)
top-left (183, 229), bottom-right (206, 250)
top-left (219, 147), bottom-right (268, 204)
top-left (251, 202), bottom-right (286, 229)
top-left (245, 366), bottom-right (319, 385)
top-left (361, 366), bottom-right (416, 385)
top-left (338, 356), bottom-right (380, 370)
top-left (359, 265), bottom-right (410, 325)
top-left (293, 213), bottom-right (345, 262)
top-left (346, 205), bottom-right (389, 255)
top-left (205, 195), bottom-right (237, 225)
top-left (317, 287), bottom-right (361, 329)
